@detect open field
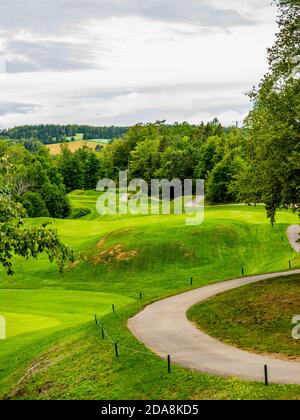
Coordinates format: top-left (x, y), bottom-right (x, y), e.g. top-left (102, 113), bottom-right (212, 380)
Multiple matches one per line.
top-left (65, 133), bottom-right (111, 144)
top-left (0, 192), bottom-right (300, 399)
top-left (188, 274), bottom-right (300, 360)
top-left (46, 139), bottom-right (106, 155)
top-left (66, 133), bottom-right (84, 141)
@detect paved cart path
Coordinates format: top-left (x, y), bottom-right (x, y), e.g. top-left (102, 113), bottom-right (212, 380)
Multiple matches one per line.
top-left (128, 225), bottom-right (300, 384)
top-left (288, 225), bottom-right (300, 253)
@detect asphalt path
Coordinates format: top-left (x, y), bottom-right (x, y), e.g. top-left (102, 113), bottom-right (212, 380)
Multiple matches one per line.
top-left (128, 225), bottom-right (300, 384)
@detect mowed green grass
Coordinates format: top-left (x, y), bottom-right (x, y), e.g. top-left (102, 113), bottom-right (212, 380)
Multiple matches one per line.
top-left (0, 191), bottom-right (299, 399)
top-left (0, 289), bottom-right (134, 332)
top-left (2, 312), bottom-right (60, 338)
top-left (188, 274), bottom-right (300, 360)
top-left (0, 289), bottom-right (133, 350)
top-left (66, 133), bottom-right (110, 144)
top-left (0, 288), bottom-right (134, 397)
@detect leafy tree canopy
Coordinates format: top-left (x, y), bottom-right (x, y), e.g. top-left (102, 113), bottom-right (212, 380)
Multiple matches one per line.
top-left (0, 188), bottom-right (73, 275)
top-left (240, 0), bottom-right (300, 223)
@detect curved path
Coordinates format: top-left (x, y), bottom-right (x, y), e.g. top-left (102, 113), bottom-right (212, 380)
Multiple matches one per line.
top-left (128, 225), bottom-right (300, 384)
top-left (288, 225), bottom-right (300, 253)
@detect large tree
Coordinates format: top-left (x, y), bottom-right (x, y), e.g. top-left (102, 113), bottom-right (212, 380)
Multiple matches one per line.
top-left (0, 144), bottom-right (71, 219)
top-left (240, 0), bottom-right (300, 223)
top-left (0, 189), bottom-right (73, 275)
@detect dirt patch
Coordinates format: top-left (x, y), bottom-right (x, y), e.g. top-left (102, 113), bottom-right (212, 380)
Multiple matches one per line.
top-left (9, 345), bottom-right (63, 398)
top-left (67, 259), bottom-right (81, 269)
top-left (184, 252), bottom-right (194, 258)
top-left (97, 237), bottom-right (108, 248)
top-left (94, 244), bottom-right (137, 264)
top-left (172, 242), bottom-right (195, 259)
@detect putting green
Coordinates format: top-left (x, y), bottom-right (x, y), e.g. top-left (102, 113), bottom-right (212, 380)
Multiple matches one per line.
top-left (0, 289), bottom-right (135, 338)
top-left (0, 312), bottom-right (60, 338)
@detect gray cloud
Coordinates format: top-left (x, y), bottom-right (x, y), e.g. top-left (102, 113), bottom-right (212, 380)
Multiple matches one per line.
top-left (0, 1), bottom-right (274, 126)
top-left (72, 81), bottom-right (251, 100)
top-left (0, 101), bottom-right (39, 116)
top-left (90, 103), bottom-right (250, 126)
top-left (0, 0), bottom-right (256, 34)
top-left (71, 82), bottom-right (251, 125)
top-left (111, 101), bottom-right (250, 122)
top-left (4, 39), bottom-right (99, 73)
top-left (0, 1), bottom-right (258, 73)
top-left (72, 89), bottom-right (137, 101)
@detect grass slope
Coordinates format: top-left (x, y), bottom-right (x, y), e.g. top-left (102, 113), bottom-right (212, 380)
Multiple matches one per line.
top-left (188, 274), bottom-right (300, 360)
top-left (0, 191), bottom-right (299, 399)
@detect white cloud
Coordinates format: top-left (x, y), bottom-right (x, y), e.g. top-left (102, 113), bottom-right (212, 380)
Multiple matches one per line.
top-left (0, 0), bottom-right (277, 128)
top-left (0, 0), bottom-right (257, 33)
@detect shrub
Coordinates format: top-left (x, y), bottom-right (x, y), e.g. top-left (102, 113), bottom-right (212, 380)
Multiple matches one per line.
top-left (19, 192), bottom-right (49, 217)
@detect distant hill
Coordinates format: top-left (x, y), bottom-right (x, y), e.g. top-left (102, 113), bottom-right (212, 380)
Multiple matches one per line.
top-left (0, 124), bottom-right (129, 144)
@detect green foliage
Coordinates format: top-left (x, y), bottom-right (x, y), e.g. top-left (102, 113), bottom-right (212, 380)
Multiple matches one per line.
top-left (19, 192), bottom-right (49, 218)
top-left (158, 135), bottom-right (198, 180)
top-left (42, 184), bottom-right (71, 219)
top-left (0, 142), bottom-right (71, 219)
top-left (206, 157), bottom-right (242, 203)
top-left (240, 0), bottom-right (300, 223)
top-left (0, 191), bottom-right (73, 275)
top-left (76, 146), bottom-right (101, 190)
top-left (130, 137), bottom-right (161, 181)
top-left (99, 120), bottom-right (246, 202)
top-left (3, 120), bottom-right (245, 206)
top-left (0, 125), bottom-right (129, 144)
top-left (194, 136), bottom-right (223, 179)
top-left (100, 138), bottom-right (131, 180)
top-left (57, 145), bottom-right (84, 192)
top-left (57, 144), bottom-right (101, 192)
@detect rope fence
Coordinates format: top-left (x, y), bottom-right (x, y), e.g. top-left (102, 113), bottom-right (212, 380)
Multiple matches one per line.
top-left (92, 229), bottom-right (299, 380)
top-left (94, 311), bottom-right (162, 363)
top-left (94, 310), bottom-right (275, 383)
top-left (94, 299), bottom-right (280, 382)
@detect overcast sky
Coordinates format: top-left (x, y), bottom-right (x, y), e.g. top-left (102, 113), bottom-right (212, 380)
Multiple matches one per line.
top-left (0, 0), bottom-right (278, 129)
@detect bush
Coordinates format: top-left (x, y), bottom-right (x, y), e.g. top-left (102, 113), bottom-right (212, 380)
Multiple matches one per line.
top-left (19, 192), bottom-right (49, 217)
top-left (42, 184), bottom-right (71, 219)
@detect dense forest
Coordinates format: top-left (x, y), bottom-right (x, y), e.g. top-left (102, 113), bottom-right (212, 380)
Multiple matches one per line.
top-left (98, 119), bottom-right (245, 204)
top-left (0, 125), bottom-right (129, 144)
top-left (0, 119), bottom-right (247, 218)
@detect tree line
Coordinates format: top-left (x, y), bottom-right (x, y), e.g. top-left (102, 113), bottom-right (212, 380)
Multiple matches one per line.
top-left (0, 119), bottom-right (246, 221)
top-left (98, 120), bottom-right (246, 204)
top-left (0, 125), bottom-right (129, 144)
top-left (0, 139), bottom-right (106, 219)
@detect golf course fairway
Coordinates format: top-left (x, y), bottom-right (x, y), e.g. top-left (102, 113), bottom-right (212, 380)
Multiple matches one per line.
top-left (0, 191), bottom-right (299, 400)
